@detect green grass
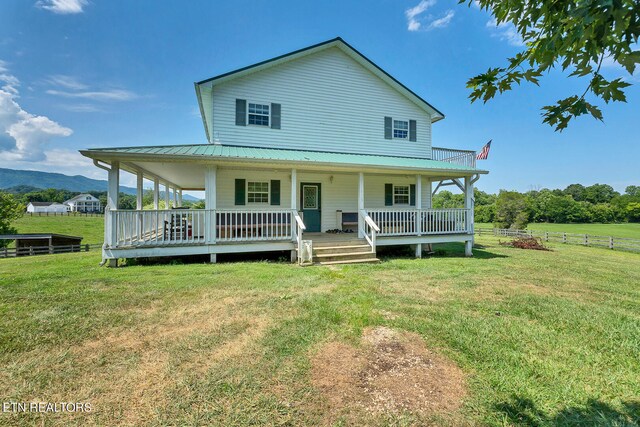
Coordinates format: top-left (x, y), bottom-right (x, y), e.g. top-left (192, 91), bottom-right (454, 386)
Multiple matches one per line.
top-left (476, 222), bottom-right (640, 239)
top-left (1, 237), bottom-right (639, 426)
top-left (14, 214), bottom-right (104, 244)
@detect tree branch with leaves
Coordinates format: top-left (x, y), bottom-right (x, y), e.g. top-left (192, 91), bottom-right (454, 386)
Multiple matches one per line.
top-left (464, 0), bottom-right (640, 131)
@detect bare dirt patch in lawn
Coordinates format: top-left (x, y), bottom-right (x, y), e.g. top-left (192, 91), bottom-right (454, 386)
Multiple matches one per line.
top-left (65, 295), bottom-right (271, 425)
top-left (311, 326), bottom-right (467, 423)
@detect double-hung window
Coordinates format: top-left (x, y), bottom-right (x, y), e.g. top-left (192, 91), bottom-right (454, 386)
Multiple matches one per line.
top-left (247, 181), bottom-right (269, 203)
top-left (393, 185), bottom-right (410, 205)
top-left (393, 120), bottom-right (408, 139)
top-left (248, 103), bottom-right (270, 126)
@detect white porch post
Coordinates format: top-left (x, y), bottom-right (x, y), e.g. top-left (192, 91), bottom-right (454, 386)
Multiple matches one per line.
top-left (136, 171), bottom-right (143, 210)
top-left (164, 184), bottom-right (170, 209)
top-left (153, 178), bottom-right (159, 210)
top-left (107, 161), bottom-right (119, 210)
top-left (172, 187), bottom-right (177, 208)
top-left (415, 174), bottom-right (422, 258)
top-left (291, 168), bottom-right (297, 262)
top-left (464, 176), bottom-right (474, 257)
top-left (177, 190), bottom-right (182, 207)
top-left (205, 165), bottom-right (217, 262)
top-left (358, 172), bottom-right (364, 238)
top-left (106, 161), bottom-right (119, 267)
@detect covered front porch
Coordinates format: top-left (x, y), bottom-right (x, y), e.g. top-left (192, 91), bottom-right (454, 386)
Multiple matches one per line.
top-left (82, 144), bottom-right (486, 265)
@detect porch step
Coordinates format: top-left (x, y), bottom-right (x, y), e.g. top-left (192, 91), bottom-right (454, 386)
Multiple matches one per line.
top-left (312, 239), bottom-right (366, 248)
top-left (310, 239), bottom-right (380, 265)
top-left (313, 244), bottom-right (371, 254)
top-left (314, 251), bottom-right (377, 263)
top-left (318, 258), bottom-right (381, 266)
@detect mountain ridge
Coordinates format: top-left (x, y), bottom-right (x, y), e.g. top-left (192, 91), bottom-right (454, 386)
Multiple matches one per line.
top-left (0, 168), bottom-right (200, 201)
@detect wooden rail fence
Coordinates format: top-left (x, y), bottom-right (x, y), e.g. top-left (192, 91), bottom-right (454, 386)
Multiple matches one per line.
top-left (0, 243), bottom-right (102, 258)
top-left (476, 228), bottom-right (640, 253)
top-left (26, 212), bottom-right (103, 217)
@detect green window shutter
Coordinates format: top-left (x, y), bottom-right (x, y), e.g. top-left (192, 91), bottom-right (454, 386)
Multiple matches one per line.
top-left (270, 180), bottom-right (280, 205)
top-left (235, 179), bottom-right (246, 205)
top-left (385, 183), bottom-right (393, 206)
top-left (384, 117), bottom-right (392, 139)
top-left (235, 99), bottom-right (246, 126)
top-left (410, 184), bottom-right (416, 206)
top-left (409, 120), bottom-right (417, 142)
top-left (271, 103), bottom-right (281, 129)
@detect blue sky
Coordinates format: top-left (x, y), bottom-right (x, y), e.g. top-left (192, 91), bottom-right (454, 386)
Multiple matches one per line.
top-left (0, 0), bottom-right (638, 195)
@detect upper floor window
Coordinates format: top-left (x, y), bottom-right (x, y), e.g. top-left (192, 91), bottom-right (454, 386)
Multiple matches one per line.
top-left (248, 103), bottom-right (270, 126)
top-left (247, 181), bottom-right (269, 203)
top-left (393, 185), bottom-right (410, 205)
top-left (393, 120), bottom-right (408, 139)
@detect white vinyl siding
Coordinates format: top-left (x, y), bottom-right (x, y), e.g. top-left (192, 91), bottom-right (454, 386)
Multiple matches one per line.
top-left (210, 47), bottom-right (432, 158)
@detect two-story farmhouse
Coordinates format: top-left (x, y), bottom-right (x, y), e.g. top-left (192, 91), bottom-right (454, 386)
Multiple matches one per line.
top-left (64, 193), bottom-right (102, 213)
top-left (81, 38), bottom-right (488, 266)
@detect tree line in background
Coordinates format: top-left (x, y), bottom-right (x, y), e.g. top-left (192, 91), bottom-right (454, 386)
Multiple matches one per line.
top-left (2, 184), bottom-right (639, 242)
top-left (434, 183), bottom-right (640, 229)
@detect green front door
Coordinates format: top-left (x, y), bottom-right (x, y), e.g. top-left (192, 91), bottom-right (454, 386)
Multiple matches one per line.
top-left (301, 183), bottom-right (321, 232)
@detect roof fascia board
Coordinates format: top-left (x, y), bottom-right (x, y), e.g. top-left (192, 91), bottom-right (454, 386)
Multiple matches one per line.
top-left (80, 150), bottom-right (487, 176)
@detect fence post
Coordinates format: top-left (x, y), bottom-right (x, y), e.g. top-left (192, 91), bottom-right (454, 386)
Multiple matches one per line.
top-left (49, 245), bottom-right (54, 254)
top-left (544, 232), bottom-right (549, 242)
top-left (609, 237), bottom-right (614, 250)
top-left (584, 234), bottom-right (588, 246)
top-left (85, 244), bottom-right (89, 252)
top-left (562, 233), bottom-right (566, 243)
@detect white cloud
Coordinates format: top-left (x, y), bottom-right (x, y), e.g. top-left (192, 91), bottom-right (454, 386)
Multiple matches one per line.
top-left (405, 1), bottom-right (454, 32)
top-left (46, 88), bottom-right (138, 101)
top-left (45, 74), bottom-right (88, 90)
top-left (425, 10), bottom-right (455, 30)
top-left (35, 0), bottom-right (87, 14)
top-left (486, 18), bottom-right (524, 47)
top-left (405, 0), bottom-right (436, 31)
top-left (0, 61), bottom-right (72, 162)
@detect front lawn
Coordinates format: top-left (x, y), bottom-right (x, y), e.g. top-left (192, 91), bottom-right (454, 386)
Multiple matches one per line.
top-left (0, 236), bottom-right (638, 426)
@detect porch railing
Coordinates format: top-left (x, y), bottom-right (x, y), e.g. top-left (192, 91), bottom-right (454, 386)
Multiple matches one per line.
top-left (293, 210), bottom-right (306, 263)
top-left (431, 147), bottom-right (477, 168)
top-left (367, 208), bottom-right (471, 237)
top-left (106, 208), bottom-right (471, 249)
top-left (216, 209), bottom-right (292, 242)
top-left (359, 209), bottom-right (379, 253)
top-left (108, 208), bottom-right (293, 248)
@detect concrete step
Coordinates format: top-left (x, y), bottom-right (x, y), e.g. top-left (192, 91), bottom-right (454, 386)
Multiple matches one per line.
top-left (318, 258), bottom-right (381, 266)
top-left (314, 251), bottom-right (377, 262)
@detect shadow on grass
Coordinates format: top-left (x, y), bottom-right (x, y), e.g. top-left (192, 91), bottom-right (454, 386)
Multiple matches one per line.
top-left (377, 242), bottom-right (508, 260)
top-left (495, 396), bottom-right (640, 426)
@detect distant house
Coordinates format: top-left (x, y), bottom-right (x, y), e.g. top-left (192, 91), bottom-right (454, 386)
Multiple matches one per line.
top-left (26, 202), bottom-right (68, 214)
top-left (64, 194), bottom-right (102, 213)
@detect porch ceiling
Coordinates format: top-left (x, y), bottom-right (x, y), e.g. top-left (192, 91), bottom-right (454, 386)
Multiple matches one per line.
top-left (81, 143), bottom-right (488, 188)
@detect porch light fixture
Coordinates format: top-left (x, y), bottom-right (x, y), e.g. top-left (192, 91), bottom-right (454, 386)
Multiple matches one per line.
top-left (329, 175), bottom-right (334, 183)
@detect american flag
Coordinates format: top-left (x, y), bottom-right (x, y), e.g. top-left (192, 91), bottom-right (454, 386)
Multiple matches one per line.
top-left (476, 140), bottom-right (492, 160)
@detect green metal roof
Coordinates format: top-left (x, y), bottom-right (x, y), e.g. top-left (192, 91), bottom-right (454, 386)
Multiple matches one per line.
top-left (81, 144), bottom-right (486, 174)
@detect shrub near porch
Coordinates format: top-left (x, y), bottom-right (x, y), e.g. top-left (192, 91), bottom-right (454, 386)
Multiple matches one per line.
top-left (0, 235), bottom-right (638, 425)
